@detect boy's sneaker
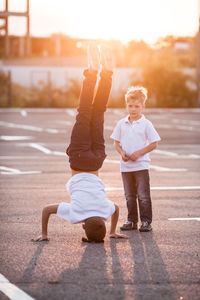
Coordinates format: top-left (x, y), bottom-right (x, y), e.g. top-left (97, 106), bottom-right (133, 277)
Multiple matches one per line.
top-left (120, 221), bottom-right (137, 231)
top-left (139, 221), bottom-right (152, 232)
top-left (88, 42), bottom-right (100, 71)
top-left (100, 44), bottom-right (115, 71)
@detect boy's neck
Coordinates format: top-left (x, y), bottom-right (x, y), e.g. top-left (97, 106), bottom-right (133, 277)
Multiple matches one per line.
top-left (129, 114), bottom-right (142, 123)
top-left (71, 169), bottom-right (99, 177)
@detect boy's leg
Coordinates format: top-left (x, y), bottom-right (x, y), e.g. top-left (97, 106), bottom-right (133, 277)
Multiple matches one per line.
top-left (67, 69), bottom-right (98, 170)
top-left (90, 70), bottom-right (113, 159)
top-left (121, 172), bottom-right (138, 224)
top-left (135, 170), bottom-right (152, 224)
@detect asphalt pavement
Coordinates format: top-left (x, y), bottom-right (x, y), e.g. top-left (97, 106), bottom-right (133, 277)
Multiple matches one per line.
top-left (0, 108), bottom-right (200, 300)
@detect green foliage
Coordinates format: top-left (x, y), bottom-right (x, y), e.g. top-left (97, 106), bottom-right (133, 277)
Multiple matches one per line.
top-left (130, 54), bottom-right (197, 107)
top-left (0, 69), bottom-right (81, 108)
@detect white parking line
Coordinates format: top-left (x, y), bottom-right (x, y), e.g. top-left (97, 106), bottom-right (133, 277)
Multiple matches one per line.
top-left (156, 124), bottom-right (200, 132)
top-left (56, 120), bottom-right (73, 126)
top-left (0, 273), bottom-right (35, 300)
top-left (0, 136), bottom-right (33, 141)
top-left (0, 121), bottom-right (59, 134)
top-left (0, 166), bottom-right (42, 175)
top-left (29, 143), bottom-right (51, 154)
top-left (104, 125), bottom-right (114, 130)
top-left (21, 110), bottom-right (27, 117)
top-left (105, 186), bottom-right (200, 191)
top-left (172, 119), bottom-right (200, 126)
top-left (150, 165), bottom-right (187, 172)
top-left (153, 149), bottom-right (200, 159)
top-left (29, 143), bottom-right (65, 156)
top-left (168, 218), bottom-right (200, 221)
top-left (66, 109), bottom-right (76, 117)
top-left (104, 159), bottom-right (187, 172)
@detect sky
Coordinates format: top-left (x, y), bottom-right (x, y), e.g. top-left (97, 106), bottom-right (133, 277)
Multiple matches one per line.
top-left (1, 0), bottom-right (199, 44)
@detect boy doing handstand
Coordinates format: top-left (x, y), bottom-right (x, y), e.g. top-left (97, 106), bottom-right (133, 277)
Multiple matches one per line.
top-left (33, 43), bottom-right (127, 243)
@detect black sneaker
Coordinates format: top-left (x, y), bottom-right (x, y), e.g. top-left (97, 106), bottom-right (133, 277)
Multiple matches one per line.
top-left (139, 221), bottom-right (152, 232)
top-left (120, 221), bottom-right (137, 231)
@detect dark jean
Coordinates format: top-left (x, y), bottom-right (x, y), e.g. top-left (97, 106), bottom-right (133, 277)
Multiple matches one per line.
top-left (121, 170), bottom-right (152, 224)
top-left (67, 68), bottom-right (113, 171)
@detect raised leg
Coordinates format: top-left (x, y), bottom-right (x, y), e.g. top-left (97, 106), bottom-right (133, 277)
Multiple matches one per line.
top-left (68, 69), bottom-right (97, 155)
top-left (90, 70), bottom-right (113, 156)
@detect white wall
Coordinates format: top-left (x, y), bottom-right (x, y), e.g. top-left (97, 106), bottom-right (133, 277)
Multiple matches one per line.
top-left (0, 65), bottom-right (141, 96)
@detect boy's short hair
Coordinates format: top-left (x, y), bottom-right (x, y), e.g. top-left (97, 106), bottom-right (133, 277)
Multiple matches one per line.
top-left (125, 86), bottom-right (147, 104)
top-left (84, 217), bottom-right (106, 243)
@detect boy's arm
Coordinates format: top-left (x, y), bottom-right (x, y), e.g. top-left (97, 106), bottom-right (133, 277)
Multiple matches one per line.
top-left (32, 204), bottom-right (59, 242)
top-left (130, 141), bottom-right (158, 161)
top-left (114, 140), bottom-right (129, 162)
top-left (110, 204), bottom-right (128, 239)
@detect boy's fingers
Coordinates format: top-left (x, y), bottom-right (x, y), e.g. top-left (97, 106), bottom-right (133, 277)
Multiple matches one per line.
top-left (120, 234), bottom-right (129, 239)
top-left (110, 233), bottom-right (128, 239)
top-left (31, 236), bottom-right (49, 242)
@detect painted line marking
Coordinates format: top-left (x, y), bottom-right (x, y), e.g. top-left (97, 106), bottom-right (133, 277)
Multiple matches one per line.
top-left (0, 156), bottom-right (48, 159)
top-left (0, 273), bottom-right (35, 300)
top-left (113, 109), bottom-right (124, 116)
top-left (156, 124), bottom-right (200, 132)
top-left (105, 125), bottom-right (114, 130)
top-left (151, 165), bottom-right (187, 172)
top-left (28, 143), bottom-right (65, 156)
top-left (105, 186), bottom-right (200, 191)
top-left (168, 218), bottom-right (200, 221)
top-left (21, 110), bottom-right (27, 117)
top-left (0, 121), bottom-right (60, 134)
top-left (29, 143), bottom-right (51, 154)
top-left (153, 149), bottom-right (200, 159)
top-left (0, 136), bottom-right (34, 141)
top-left (66, 109), bottom-right (76, 117)
top-left (0, 166), bottom-right (42, 175)
top-left (56, 120), bottom-right (73, 126)
top-left (104, 159), bottom-right (187, 172)
top-left (172, 118), bottom-right (200, 126)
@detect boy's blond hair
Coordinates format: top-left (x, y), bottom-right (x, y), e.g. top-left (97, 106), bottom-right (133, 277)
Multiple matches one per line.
top-left (125, 86), bottom-right (148, 104)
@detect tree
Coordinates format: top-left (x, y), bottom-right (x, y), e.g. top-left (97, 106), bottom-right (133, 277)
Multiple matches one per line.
top-left (130, 53), bottom-right (197, 107)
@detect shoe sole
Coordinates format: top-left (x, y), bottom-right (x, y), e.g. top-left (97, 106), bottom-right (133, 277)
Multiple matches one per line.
top-left (120, 227), bottom-right (137, 231)
top-left (139, 228), bottom-right (152, 232)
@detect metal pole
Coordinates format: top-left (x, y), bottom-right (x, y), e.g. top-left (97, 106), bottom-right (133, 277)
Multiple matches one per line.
top-left (26, 0), bottom-right (31, 56)
top-left (5, 0), bottom-right (9, 57)
top-left (47, 71), bottom-right (51, 107)
top-left (7, 70), bottom-right (12, 107)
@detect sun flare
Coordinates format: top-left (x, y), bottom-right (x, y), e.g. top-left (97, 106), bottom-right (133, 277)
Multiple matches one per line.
top-left (5, 0), bottom-right (199, 45)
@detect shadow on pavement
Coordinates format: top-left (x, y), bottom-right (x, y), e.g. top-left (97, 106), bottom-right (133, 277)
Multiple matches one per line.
top-left (53, 242), bottom-right (126, 300)
top-left (20, 242), bottom-right (48, 283)
top-left (129, 231), bottom-right (176, 300)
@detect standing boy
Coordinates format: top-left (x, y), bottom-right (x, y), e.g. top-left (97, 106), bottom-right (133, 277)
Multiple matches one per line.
top-left (110, 87), bottom-right (161, 232)
top-left (32, 43), bottom-right (127, 243)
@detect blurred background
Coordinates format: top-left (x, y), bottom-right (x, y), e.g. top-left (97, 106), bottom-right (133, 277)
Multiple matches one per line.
top-left (0, 0), bottom-right (199, 108)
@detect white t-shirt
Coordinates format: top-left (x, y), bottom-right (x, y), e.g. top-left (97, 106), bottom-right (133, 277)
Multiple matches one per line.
top-left (57, 173), bottom-right (115, 224)
top-left (110, 114), bottom-right (161, 172)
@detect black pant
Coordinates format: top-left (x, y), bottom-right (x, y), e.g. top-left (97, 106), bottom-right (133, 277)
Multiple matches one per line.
top-left (67, 69), bottom-right (113, 171)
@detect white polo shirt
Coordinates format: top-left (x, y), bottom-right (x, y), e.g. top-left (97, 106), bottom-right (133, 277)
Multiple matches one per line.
top-left (110, 114), bottom-right (161, 172)
top-left (57, 173), bottom-right (115, 224)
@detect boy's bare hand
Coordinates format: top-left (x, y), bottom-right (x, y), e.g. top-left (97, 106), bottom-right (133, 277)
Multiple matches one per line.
top-left (130, 150), bottom-right (140, 161)
top-left (31, 235), bottom-right (49, 242)
top-left (121, 151), bottom-right (129, 162)
top-left (110, 233), bottom-right (128, 239)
